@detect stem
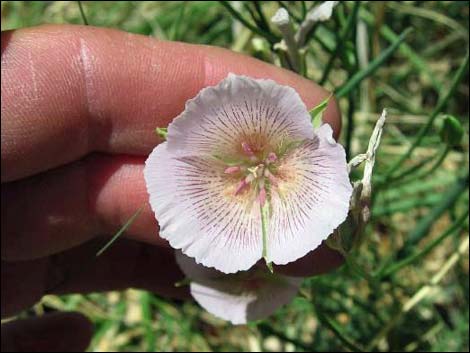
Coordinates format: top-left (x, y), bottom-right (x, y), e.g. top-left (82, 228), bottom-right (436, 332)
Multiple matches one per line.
top-left (345, 91), bottom-right (355, 159)
top-left (219, 1), bottom-right (279, 44)
top-left (253, 1), bottom-right (271, 33)
top-left (402, 173), bottom-right (468, 251)
top-left (380, 209), bottom-right (468, 278)
top-left (375, 174), bottom-right (469, 275)
top-left (359, 8), bottom-right (442, 92)
top-left (271, 8), bottom-right (301, 73)
top-left (260, 202), bottom-right (273, 272)
top-left (335, 28), bottom-right (413, 99)
top-left (171, 1), bottom-right (187, 41)
top-left (96, 205), bottom-right (145, 256)
top-left (320, 2), bottom-right (361, 85)
top-left (390, 145), bottom-right (450, 186)
top-left (315, 304), bottom-right (365, 352)
top-left (367, 236), bottom-right (470, 351)
top-left (77, 1), bottom-right (89, 26)
top-left (383, 52), bottom-right (469, 180)
top-left (301, 1), bottom-right (307, 19)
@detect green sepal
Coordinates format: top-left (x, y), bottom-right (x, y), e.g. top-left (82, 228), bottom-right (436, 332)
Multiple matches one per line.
top-left (155, 127), bottom-right (168, 140)
top-left (309, 94), bottom-right (332, 128)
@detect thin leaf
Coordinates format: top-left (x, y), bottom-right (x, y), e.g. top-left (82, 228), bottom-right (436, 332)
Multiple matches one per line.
top-left (77, 1), bottom-right (89, 26)
top-left (309, 94), bottom-right (332, 128)
top-left (155, 127), bottom-right (168, 140)
top-left (96, 205), bottom-right (145, 257)
top-left (335, 28), bottom-right (413, 99)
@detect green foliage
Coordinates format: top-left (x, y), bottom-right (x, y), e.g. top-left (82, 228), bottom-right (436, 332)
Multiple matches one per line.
top-left (438, 115), bottom-right (465, 147)
top-left (2, 1), bottom-right (468, 351)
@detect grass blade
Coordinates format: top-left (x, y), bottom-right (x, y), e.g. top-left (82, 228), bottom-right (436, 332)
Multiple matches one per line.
top-left (96, 205), bottom-right (145, 257)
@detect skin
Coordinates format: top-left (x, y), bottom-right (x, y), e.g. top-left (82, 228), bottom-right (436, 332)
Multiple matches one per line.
top-left (1, 25), bottom-right (344, 351)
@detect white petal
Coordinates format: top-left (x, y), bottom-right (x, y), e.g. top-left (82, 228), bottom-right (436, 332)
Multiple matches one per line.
top-left (176, 252), bottom-right (302, 325)
top-left (308, 1), bottom-right (339, 22)
top-left (267, 123), bottom-right (353, 265)
top-left (144, 142), bottom-right (262, 274)
top-left (165, 74), bottom-right (314, 157)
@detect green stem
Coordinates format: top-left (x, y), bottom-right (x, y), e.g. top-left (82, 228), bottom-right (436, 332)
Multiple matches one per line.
top-left (384, 153), bottom-right (438, 185)
top-left (96, 205), bottom-right (145, 256)
top-left (380, 209), bottom-right (468, 278)
top-left (383, 52), bottom-right (469, 180)
top-left (359, 9), bottom-right (442, 92)
top-left (401, 174), bottom-right (468, 251)
top-left (260, 202), bottom-right (273, 272)
top-left (140, 292), bottom-right (156, 351)
top-left (301, 1), bottom-right (307, 19)
top-left (253, 1), bottom-right (271, 33)
top-left (375, 174), bottom-right (469, 275)
top-left (315, 304), bottom-right (365, 352)
top-left (367, 236), bottom-right (470, 351)
top-left (219, 1), bottom-right (279, 44)
top-left (319, 2), bottom-right (360, 85)
top-left (171, 1), bottom-right (187, 41)
top-left (345, 91), bottom-right (355, 159)
top-left (335, 27), bottom-right (413, 99)
top-left (77, 1), bottom-right (89, 26)
top-left (383, 145), bottom-right (450, 188)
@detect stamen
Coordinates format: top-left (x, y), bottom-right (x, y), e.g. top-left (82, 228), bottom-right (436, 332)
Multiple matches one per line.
top-left (234, 180), bottom-right (248, 195)
top-left (266, 152), bottom-right (278, 163)
top-left (241, 142), bottom-right (255, 156)
top-left (224, 166), bottom-right (241, 174)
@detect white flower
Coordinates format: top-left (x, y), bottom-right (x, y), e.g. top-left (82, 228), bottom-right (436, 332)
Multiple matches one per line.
top-left (144, 74), bottom-right (352, 274)
top-left (176, 251), bottom-right (302, 325)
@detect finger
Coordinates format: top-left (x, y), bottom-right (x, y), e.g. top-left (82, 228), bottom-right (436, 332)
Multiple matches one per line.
top-left (1, 312), bottom-right (93, 352)
top-left (1, 238), bottom-right (187, 318)
top-left (2, 152), bottom-right (344, 279)
top-left (1, 24), bottom-right (341, 182)
top-left (1, 154), bottom-right (160, 260)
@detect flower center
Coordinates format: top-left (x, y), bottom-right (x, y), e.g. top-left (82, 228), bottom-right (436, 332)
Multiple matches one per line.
top-left (224, 141), bottom-right (280, 206)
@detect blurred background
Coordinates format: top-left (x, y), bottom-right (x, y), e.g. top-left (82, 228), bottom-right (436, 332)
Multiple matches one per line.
top-left (1, 1), bottom-right (469, 351)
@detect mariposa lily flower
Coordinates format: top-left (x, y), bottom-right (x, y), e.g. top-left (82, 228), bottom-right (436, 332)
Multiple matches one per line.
top-left (175, 251), bottom-right (302, 325)
top-left (144, 74), bottom-right (352, 274)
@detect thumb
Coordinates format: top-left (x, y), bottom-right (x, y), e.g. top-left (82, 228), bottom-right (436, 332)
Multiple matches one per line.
top-left (1, 312), bottom-right (93, 352)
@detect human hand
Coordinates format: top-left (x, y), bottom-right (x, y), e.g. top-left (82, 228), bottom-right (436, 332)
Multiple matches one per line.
top-left (1, 24), bottom-right (343, 351)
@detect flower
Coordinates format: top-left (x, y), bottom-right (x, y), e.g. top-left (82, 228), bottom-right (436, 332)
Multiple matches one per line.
top-left (175, 251), bottom-right (302, 325)
top-left (144, 74), bottom-right (352, 274)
